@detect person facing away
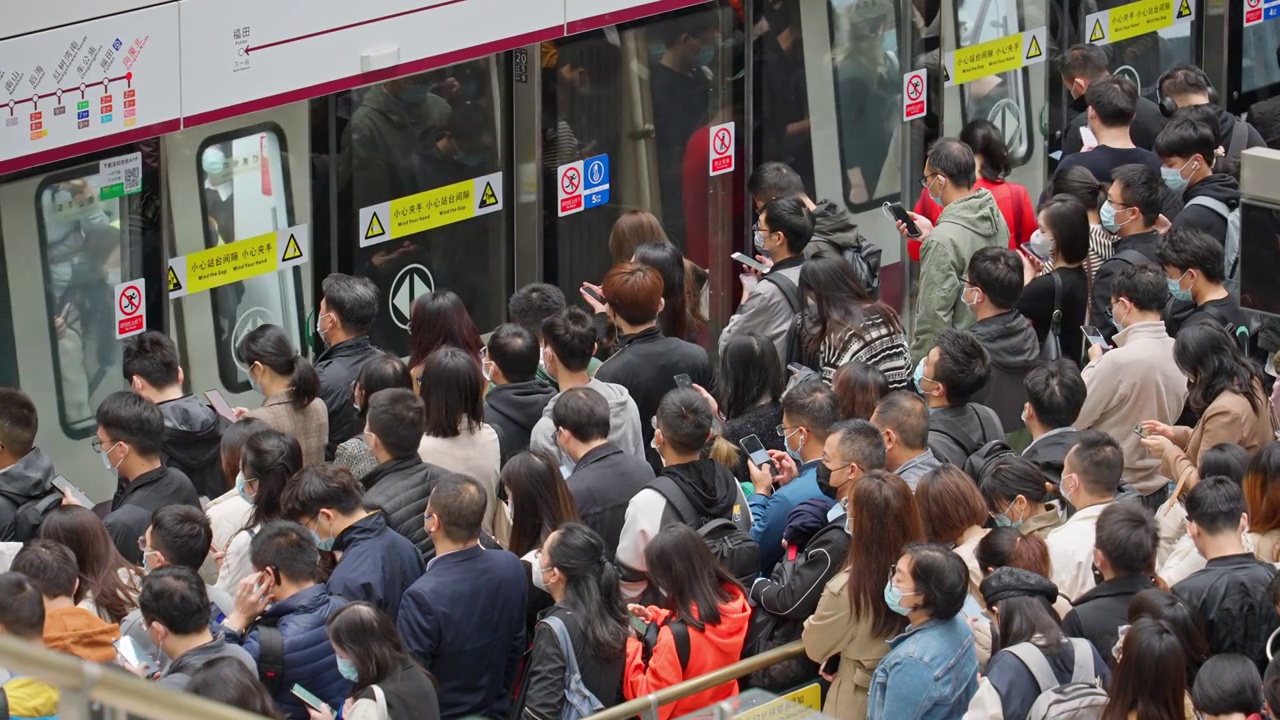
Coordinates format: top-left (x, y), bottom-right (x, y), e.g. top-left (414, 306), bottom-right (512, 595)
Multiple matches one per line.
top-left (122, 330), bottom-right (227, 499)
top-left (1054, 75), bottom-right (1164, 183)
top-left (918, 329), bottom-right (1005, 468)
top-left (0, 572), bottom-right (61, 720)
top-left (901, 137), bottom-right (1011, 363)
top-left (508, 283), bottom-right (602, 390)
top-left (1191, 654), bottom-right (1267, 720)
top-left (137, 566), bottom-right (256, 691)
top-left (10, 540), bottom-right (119, 663)
top-left (1046, 431), bottom-right (1125, 601)
top-left (1156, 226), bottom-right (1246, 339)
top-left (1089, 163), bottom-right (1167, 338)
top-left (235, 323), bottom-right (329, 468)
top-left (963, 247), bottom-right (1041, 434)
top-left (1058, 43), bottom-right (1167, 156)
top-left (870, 390), bottom-right (942, 491)
top-left (214, 428), bottom-right (303, 595)
top-left (396, 475), bottom-right (527, 720)
top-left (314, 274), bottom-right (383, 461)
top-left (482, 323), bottom-right (556, 466)
top-left (334, 352), bottom-right (414, 485)
top-left (318, 602), bottom-right (441, 720)
top-left (0, 388), bottom-right (61, 542)
top-left (1020, 361), bottom-right (1086, 486)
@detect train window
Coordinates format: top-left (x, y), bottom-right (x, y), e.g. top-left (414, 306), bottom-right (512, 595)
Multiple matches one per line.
top-left (195, 126), bottom-right (305, 392)
top-left (1242, 23), bottom-right (1280, 96)
top-left (955, 0), bottom-right (1033, 167)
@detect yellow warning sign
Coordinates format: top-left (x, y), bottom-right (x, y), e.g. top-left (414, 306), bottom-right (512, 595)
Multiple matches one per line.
top-left (1086, 0), bottom-right (1193, 47)
top-left (168, 266), bottom-right (183, 293)
top-left (479, 182), bottom-right (499, 209)
top-left (945, 27), bottom-right (1048, 87)
top-left (1025, 35), bottom-right (1042, 60)
top-left (358, 172), bottom-right (504, 248)
top-left (737, 683), bottom-right (822, 720)
top-left (364, 212), bottom-right (385, 240)
top-left (281, 234), bottom-right (304, 262)
top-left (1176, 0), bottom-right (1191, 18)
top-left (168, 225), bottom-right (310, 298)
top-left (1090, 19), bottom-right (1106, 41)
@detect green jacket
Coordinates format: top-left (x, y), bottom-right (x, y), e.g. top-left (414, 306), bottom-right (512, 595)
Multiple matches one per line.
top-left (910, 189), bottom-right (1010, 362)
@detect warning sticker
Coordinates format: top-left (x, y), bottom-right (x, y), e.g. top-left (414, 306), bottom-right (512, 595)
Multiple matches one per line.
top-left (709, 122), bottom-right (736, 176)
top-left (1085, 0), bottom-right (1195, 46)
top-left (1244, 0), bottom-right (1280, 27)
top-left (943, 26), bottom-right (1048, 87)
top-left (903, 69), bottom-right (927, 122)
top-left (114, 280), bottom-right (146, 339)
top-left (168, 224), bottom-right (310, 299)
top-left (358, 172), bottom-right (504, 248)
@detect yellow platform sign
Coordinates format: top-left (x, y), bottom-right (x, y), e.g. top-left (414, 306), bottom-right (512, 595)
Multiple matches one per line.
top-left (944, 26), bottom-right (1048, 87)
top-left (168, 224), bottom-right (310, 299)
top-left (358, 172), bottom-right (504, 248)
top-left (1084, 0), bottom-right (1195, 46)
top-left (737, 684), bottom-right (823, 720)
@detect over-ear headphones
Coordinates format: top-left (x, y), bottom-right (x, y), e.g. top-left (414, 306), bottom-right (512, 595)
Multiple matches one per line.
top-left (1157, 65), bottom-right (1219, 118)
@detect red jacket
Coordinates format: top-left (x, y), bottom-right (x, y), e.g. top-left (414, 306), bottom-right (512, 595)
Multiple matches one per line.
top-left (909, 178), bottom-right (1036, 261)
top-left (624, 586), bottom-right (751, 720)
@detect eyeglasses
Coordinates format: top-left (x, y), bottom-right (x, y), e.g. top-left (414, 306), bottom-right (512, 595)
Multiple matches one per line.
top-left (775, 424), bottom-right (799, 437)
top-left (91, 437), bottom-right (109, 453)
top-left (919, 173), bottom-right (941, 188)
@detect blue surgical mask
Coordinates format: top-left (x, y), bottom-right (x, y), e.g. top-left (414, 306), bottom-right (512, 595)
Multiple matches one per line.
top-left (926, 175), bottom-right (944, 206)
top-left (248, 368), bottom-right (263, 396)
top-left (1099, 201), bottom-right (1126, 233)
top-left (399, 84), bottom-right (429, 104)
top-left (99, 442), bottom-right (123, 475)
top-left (235, 472), bottom-right (255, 504)
top-left (142, 550), bottom-right (160, 573)
top-left (992, 514), bottom-right (1014, 528)
top-left (783, 428), bottom-right (804, 461)
top-left (1161, 159), bottom-right (1196, 192)
top-left (1167, 271), bottom-right (1193, 302)
top-left (311, 516), bottom-right (335, 552)
top-left (336, 656), bottom-right (360, 683)
top-left (695, 45), bottom-right (715, 68)
top-left (201, 148), bottom-right (227, 176)
top-left (912, 357), bottom-right (932, 394)
top-left (884, 581), bottom-right (913, 616)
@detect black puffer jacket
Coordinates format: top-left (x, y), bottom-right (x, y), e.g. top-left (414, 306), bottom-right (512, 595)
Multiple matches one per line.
top-left (361, 455), bottom-right (449, 561)
top-left (1173, 553), bottom-right (1280, 674)
top-left (484, 380), bottom-right (556, 465)
top-left (748, 513), bottom-right (850, 621)
top-left (157, 395), bottom-right (226, 499)
top-left (315, 336), bottom-right (383, 460)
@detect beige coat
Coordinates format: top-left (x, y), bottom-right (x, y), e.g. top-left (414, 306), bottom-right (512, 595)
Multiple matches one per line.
top-left (1163, 386), bottom-right (1274, 499)
top-left (802, 570), bottom-right (895, 720)
top-left (244, 392), bottom-right (329, 468)
top-left (1021, 505), bottom-right (1063, 538)
top-left (417, 423), bottom-right (508, 544)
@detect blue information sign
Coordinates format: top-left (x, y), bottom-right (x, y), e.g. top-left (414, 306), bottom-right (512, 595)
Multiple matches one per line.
top-left (583, 154), bottom-right (610, 210)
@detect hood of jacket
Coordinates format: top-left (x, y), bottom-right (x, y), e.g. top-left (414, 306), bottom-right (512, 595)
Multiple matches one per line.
top-left (1186, 172), bottom-right (1241, 208)
top-left (0, 447), bottom-right (57, 504)
top-left (659, 459), bottom-right (739, 520)
top-left (44, 606), bottom-right (120, 663)
top-left (971, 310), bottom-right (1040, 370)
top-left (485, 380), bottom-right (557, 433)
top-left (693, 588), bottom-right (751, 652)
top-left (158, 395), bottom-right (223, 462)
top-left (804, 199), bottom-right (862, 255)
top-left (936, 188), bottom-right (1005, 239)
top-left (545, 378), bottom-right (636, 439)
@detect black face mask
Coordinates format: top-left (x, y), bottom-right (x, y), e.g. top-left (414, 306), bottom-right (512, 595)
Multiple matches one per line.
top-left (816, 462), bottom-right (839, 500)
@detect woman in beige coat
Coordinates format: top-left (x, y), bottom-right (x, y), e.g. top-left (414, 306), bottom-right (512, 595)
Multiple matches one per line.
top-left (803, 470), bottom-right (924, 720)
top-left (234, 324), bottom-right (328, 467)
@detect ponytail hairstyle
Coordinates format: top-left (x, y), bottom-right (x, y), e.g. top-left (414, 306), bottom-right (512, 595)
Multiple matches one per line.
top-left (240, 428), bottom-right (304, 531)
top-left (236, 324), bottom-right (319, 410)
top-left (544, 523), bottom-right (629, 659)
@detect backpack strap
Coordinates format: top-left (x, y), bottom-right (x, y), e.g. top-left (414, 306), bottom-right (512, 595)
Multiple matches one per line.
top-left (1184, 195), bottom-right (1231, 220)
top-left (761, 271), bottom-right (801, 314)
top-left (1227, 120), bottom-right (1249, 165)
top-left (253, 620), bottom-right (286, 695)
top-left (668, 619), bottom-right (692, 673)
top-left (1066, 638), bottom-right (1097, 684)
top-left (1006, 642), bottom-right (1061, 694)
top-left (647, 476), bottom-right (705, 527)
top-left (371, 685), bottom-right (389, 720)
top-left (540, 615), bottom-right (585, 692)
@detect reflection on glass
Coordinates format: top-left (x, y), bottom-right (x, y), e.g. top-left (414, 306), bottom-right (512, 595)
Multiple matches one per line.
top-left (755, 0), bottom-right (814, 194)
top-left (955, 0), bottom-right (1031, 165)
top-left (1240, 204), bottom-right (1280, 317)
top-left (1243, 22), bottom-right (1280, 96)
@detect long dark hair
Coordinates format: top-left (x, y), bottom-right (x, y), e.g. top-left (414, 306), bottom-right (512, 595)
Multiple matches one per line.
top-left (326, 602), bottom-right (431, 700)
top-left (798, 255), bottom-right (901, 356)
top-left (1174, 323), bottom-right (1264, 416)
top-left (241, 428), bottom-right (304, 530)
top-left (236, 324), bottom-right (320, 410)
top-left (1101, 618), bottom-right (1187, 720)
top-left (633, 241), bottom-right (691, 341)
top-left (1128, 588), bottom-right (1210, 686)
top-left (1046, 166), bottom-right (1104, 214)
top-left (845, 470), bottom-right (922, 639)
top-left (545, 523), bottom-right (629, 658)
top-left (355, 353), bottom-right (412, 420)
top-left (503, 450), bottom-right (579, 557)
top-left (39, 506), bottom-right (140, 623)
top-left (186, 656), bottom-right (284, 719)
top-left (421, 347), bottom-right (486, 437)
top-left (644, 524), bottom-right (740, 631)
top-left (408, 290), bottom-right (483, 373)
top-left (717, 333), bottom-right (784, 420)
top-left (989, 594), bottom-right (1064, 655)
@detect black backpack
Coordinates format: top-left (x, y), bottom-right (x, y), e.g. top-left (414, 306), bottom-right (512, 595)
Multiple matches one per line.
top-left (640, 616), bottom-right (691, 672)
top-left (928, 405), bottom-right (1011, 479)
top-left (648, 476), bottom-right (760, 586)
top-left (254, 617), bottom-right (286, 695)
top-left (6, 481), bottom-right (67, 542)
top-left (812, 238), bottom-right (882, 299)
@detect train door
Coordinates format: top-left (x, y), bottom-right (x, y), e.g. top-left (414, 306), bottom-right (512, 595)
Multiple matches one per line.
top-left (0, 145), bottom-right (164, 498)
top-left (1221, 2), bottom-right (1280, 120)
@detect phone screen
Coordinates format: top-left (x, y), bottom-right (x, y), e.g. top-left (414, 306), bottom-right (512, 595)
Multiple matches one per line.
top-left (739, 434), bottom-right (772, 469)
top-left (52, 476), bottom-right (92, 507)
top-left (114, 637), bottom-right (156, 672)
top-left (731, 252), bottom-right (770, 274)
top-left (205, 390), bottom-right (238, 422)
top-left (1022, 241), bottom-right (1050, 263)
top-left (291, 685), bottom-right (327, 711)
top-left (629, 615), bottom-right (648, 633)
top-left (885, 203), bottom-right (921, 237)
top-left (1081, 326), bottom-right (1108, 348)
top-left (674, 373), bottom-right (692, 389)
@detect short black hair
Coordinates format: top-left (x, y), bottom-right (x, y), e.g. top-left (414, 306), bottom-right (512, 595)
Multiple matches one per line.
top-left (1096, 502), bottom-right (1158, 576)
top-left (904, 543), bottom-right (970, 620)
top-left (1159, 64), bottom-right (1212, 98)
top-left (509, 283), bottom-right (566, 339)
top-left (1025, 361), bottom-right (1086, 429)
top-left (1067, 430), bottom-right (1124, 496)
top-left (96, 390), bottom-right (164, 456)
top-left (872, 391), bottom-right (929, 450)
top-left (249, 521), bottom-right (319, 584)
top-left (1086, 76), bottom-right (1138, 127)
top-left (541, 307), bottom-right (597, 373)
top-left (1186, 475), bottom-right (1247, 535)
top-left (149, 505), bottom-right (213, 571)
top-left (0, 388), bottom-right (37, 457)
top-left (1110, 164), bottom-right (1164, 226)
top-left (1112, 264), bottom-right (1170, 312)
top-left (280, 464), bottom-right (364, 522)
top-left (747, 162), bottom-right (806, 203)
top-left (966, 247), bottom-right (1024, 309)
top-left (831, 419), bottom-right (886, 471)
top-left (321, 273), bottom-right (379, 333)
top-left (781, 379), bottom-right (840, 438)
top-left (122, 331), bottom-right (181, 388)
top-left (1059, 43), bottom-right (1109, 82)
top-left (761, 196), bottom-right (813, 255)
top-left (367, 388), bottom-right (426, 458)
top-left (1154, 116), bottom-right (1218, 166)
top-left (927, 138), bottom-right (978, 188)
top-left (1156, 226), bottom-right (1226, 283)
top-left (656, 387), bottom-right (714, 455)
top-left (551, 387), bottom-right (610, 443)
top-left (0, 573), bottom-right (45, 639)
top-left (428, 475), bottom-right (487, 545)
top-left (139, 566), bottom-right (211, 635)
top-left (933, 329), bottom-right (991, 405)
top-left (1193, 654), bottom-right (1264, 716)
top-left (11, 540), bottom-right (79, 599)
top-left (487, 323), bottom-right (539, 383)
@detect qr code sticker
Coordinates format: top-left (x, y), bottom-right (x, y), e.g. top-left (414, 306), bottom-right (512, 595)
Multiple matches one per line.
top-left (123, 164), bottom-right (140, 192)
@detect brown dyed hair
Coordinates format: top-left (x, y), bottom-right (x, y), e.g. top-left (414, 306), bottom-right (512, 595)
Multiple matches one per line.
top-left (974, 526), bottom-right (1053, 579)
top-left (1244, 442), bottom-right (1280, 550)
top-left (832, 362), bottom-right (890, 421)
top-left (608, 210), bottom-right (670, 264)
top-left (845, 470), bottom-right (924, 638)
top-left (917, 465), bottom-right (989, 545)
top-left (602, 263), bottom-right (664, 327)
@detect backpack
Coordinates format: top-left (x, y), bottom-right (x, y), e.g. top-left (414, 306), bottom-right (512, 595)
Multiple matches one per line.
top-left (8, 480), bottom-right (68, 542)
top-left (928, 404), bottom-right (1009, 478)
top-left (540, 615), bottom-right (605, 720)
top-left (1006, 638), bottom-right (1108, 720)
top-left (762, 271), bottom-right (805, 366)
top-left (640, 616), bottom-right (691, 673)
top-left (819, 240), bottom-right (882, 298)
top-left (1183, 195), bottom-right (1241, 296)
top-left (647, 475), bottom-right (760, 585)
top-left (254, 618), bottom-right (286, 695)
top-left (1038, 272), bottom-right (1064, 362)
top-left (965, 439), bottom-right (1017, 484)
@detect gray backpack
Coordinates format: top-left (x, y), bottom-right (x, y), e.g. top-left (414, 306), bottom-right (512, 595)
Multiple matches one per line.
top-left (1183, 195), bottom-right (1241, 295)
top-left (541, 615), bottom-right (605, 720)
top-left (1005, 638), bottom-right (1107, 720)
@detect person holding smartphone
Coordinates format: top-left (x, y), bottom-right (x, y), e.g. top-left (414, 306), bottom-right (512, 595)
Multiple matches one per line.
top-left (1015, 196), bottom-right (1091, 366)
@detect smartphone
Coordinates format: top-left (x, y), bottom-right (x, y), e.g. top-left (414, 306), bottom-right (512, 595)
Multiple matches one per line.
top-left (739, 434), bottom-right (772, 470)
top-left (290, 685), bottom-right (328, 712)
top-left (205, 389), bottom-right (238, 422)
top-left (1134, 425), bottom-right (1151, 438)
top-left (731, 251), bottom-right (771, 274)
top-left (885, 202), bottom-right (922, 237)
top-left (581, 285), bottom-right (606, 305)
top-left (1081, 325), bottom-right (1109, 349)
top-left (113, 637), bottom-right (157, 673)
top-left (786, 362), bottom-right (808, 376)
top-left (674, 373), bottom-right (692, 389)
top-left (52, 476), bottom-right (92, 508)
top-left (1021, 241), bottom-right (1050, 263)
top-left (820, 654), bottom-right (841, 676)
top-left (629, 615), bottom-right (649, 634)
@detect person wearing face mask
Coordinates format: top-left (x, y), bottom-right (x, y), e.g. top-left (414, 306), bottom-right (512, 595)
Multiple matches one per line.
top-left (1015, 196), bottom-right (1091, 366)
top-left (1158, 65), bottom-right (1265, 161)
top-left (340, 77), bottom-right (449, 213)
top-left (0, 389), bottom-right (64, 543)
top-left (918, 329), bottom-right (1005, 469)
top-left (135, 566), bottom-right (255, 691)
top-left (963, 247), bottom-right (1041, 436)
top-left (482, 324), bottom-right (556, 466)
top-left (397, 476), bottom-right (527, 720)
top-left (95, 391), bottom-right (201, 565)
top-left (214, 429), bottom-right (302, 596)
top-left (979, 456), bottom-right (1063, 537)
top-left (1046, 431), bottom-right (1125, 601)
top-left (313, 274), bottom-right (383, 462)
top-left (870, 391), bottom-right (941, 491)
top-left (1058, 44), bottom-right (1167, 158)
top-left (334, 353), bottom-right (413, 484)
top-left (235, 324), bottom-right (328, 467)
top-left (1156, 114), bottom-right (1243, 241)
top-left (1088, 163), bottom-right (1166, 336)
top-left (1156, 226), bottom-right (1246, 339)
top-left (1053, 77), bottom-right (1164, 185)
top-left (1019, 362), bottom-right (1085, 486)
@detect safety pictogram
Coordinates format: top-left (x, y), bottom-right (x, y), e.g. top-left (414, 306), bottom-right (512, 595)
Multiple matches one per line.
top-left (389, 264), bottom-right (435, 330)
top-left (364, 212), bottom-right (386, 240)
top-left (903, 69), bottom-right (927, 122)
top-left (1025, 35), bottom-right (1042, 60)
top-left (167, 266), bottom-right (183, 293)
top-left (356, 172), bottom-right (503, 248)
top-left (1244, 0), bottom-right (1277, 26)
top-left (709, 121), bottom-right (736, 176)
top-left (1089, 19), bottom-right (1106, 41)
top-left (114, 280), bottom-right (146, 339)
top-left (479, 182), bottom-right (499, 208)
top-left (1176, 0), bottom-right (1191, 18)
top-left (1088, 0), bottom-right (1195, 44)
top-left (562, 167), bottom-right (581, 195)
top-left (281, 234), bottom-right (303, 262)
top-left (557, 160), bottom-right (585, 217)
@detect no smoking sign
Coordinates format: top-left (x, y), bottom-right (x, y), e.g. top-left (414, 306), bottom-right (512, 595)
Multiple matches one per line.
top-left (114, 280), bottom-right (146, 339)
top-left (903, 69), bottom-right (927, 122)
top-left (709, 122), bottom-right (735, 176)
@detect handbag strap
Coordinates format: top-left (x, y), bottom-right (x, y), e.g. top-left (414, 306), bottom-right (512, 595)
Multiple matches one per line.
top-left (371, 684), bottom-right (389, 720)
top-left (1049, 271), bottom-right (1063, 339)
top-left (541, 615), bottom-right (586, 690)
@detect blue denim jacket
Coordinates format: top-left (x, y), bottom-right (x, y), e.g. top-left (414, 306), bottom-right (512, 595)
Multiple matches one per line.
top-left (867, 614), bottom-right (979, 720)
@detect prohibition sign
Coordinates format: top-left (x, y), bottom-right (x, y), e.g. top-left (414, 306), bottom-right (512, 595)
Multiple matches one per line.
top-left (119, 285), bottom-right (142, 316)
top-left (562, 168), bottom-right (581, 195)
top-left (713, 128), bottom-right (732, 155)
top-left (1248, 0), bottom-right (1261, 9)
top-left (907, 75), bottom-right (924, 101)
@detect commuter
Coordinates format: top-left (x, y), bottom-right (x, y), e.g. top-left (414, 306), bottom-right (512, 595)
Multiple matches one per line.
top-left (1156, 226), bottom-right (1247, 338)
top-left (972, 529), bottom-right (1069, 619)
top-left (832, 362), bottom-right (890, 421)
top-left (919, 329), bottom-right (1005, 468)
top-left (870, 392), bottom-right (941, 491)
top-left (530, 307), bottom-right (645, 464)
top-left (917, 465), bottom-right (989, 594)
top-left (965, 568), bottom-right (1111, 720)
top-left (1016, 195), bottom-right (1090, 364)
top-left (716, 333), bottom-right (787, 480)
top-left (796, 255), bottom-right (909, 387)
top-left (592, 262), bottom-right (714, 471)
top-left (1089, 164), bottom-right (1166, 333)
top-left (123, 331), bottom-right (226, 499)
top-left (361, 388), bottom-right (452, 560)
top-left (482, 324), bottom-right (556, 465)
top-left (1055, 76), bottom-right (1163, 182)
top-left (623, 524), bottom-right (750, 720)
top-left (206, 418), bottom-right (269, 573)
top-left (314, 274), bottom-right (382, 460)
top-left (1043, 166), bottom-right (1116, 282)
top-left (631, 241), bottom-right (706, 344)
top-left (902, 138), bottom-right (1011, 362)
top-left (607, 212), bottom-right (708, 342)
top-left (235, 324), bottom-right (328, 467)
top-left (313, 603), bottom-right (441, 720)
top-left (964, 247), bottom-right (1040, 433)
top-left (1077, 264), bottom-right (1187, 505)
top-left (802, 470), bottom-right (923, 719)
top-left (746, 380), bottom-right (840, 573)
top-left (1020, 361), bottom-right (1085, 485)
top-left (186, 656), bottom-right (284, 719)
top-left (397, 475), bottom-right (527, 720)
top-left (719, 196), bottom-right (813, 362)
top-left (503, 451), bottom-right (578, 563)
top-left (1141, 325), bottom-right (1273, 497)
top-left (1047, 431), bottom-right (1124, 600)
top-left (1127, 589), bottom-right (1210, 686)
top-left (1244, 444), bottom-right (1280, 563)
top-left (1158, 65), bottom-right (1265, 162)
top-left (10, 540), bottom-right (119, 662)
top-left (550, 388), bottom-right (652, 558)
top-left (867, 544), bottom-right (979, 720)
top-left (94, 391), bottom-right (200, 565)
top-left (1202, 442), bottom-right (1251, 485)
top-left (0, 572), bottom-right (60, 720)
top-left (138, 566), bottom-right (255, 691)
top-left (508, 283), bottom-right (602, 389)
top-left (334, 353), bottom-right (413, 484)
top-left (616, 388), bottom-right (752, 601)
top-left (1156, 115), bottom-right (1243, 240)
top-left (38, 506), bottom-right (141, 624)
top-left (979, 456), bottom-right (1063, 537)
top-left (282, 464), bottom-right (424, 622)
top-left (1192, 654), bottom-right (1265, 720)
top-left (222, 521), bottom-right (349, 720)
top-left (1104, 618), bottom-right (1193, 719)
top-left (1058, 43), bottom-right (1167, 155)
top-left (214, 429), bottom-right (302, 595)
top-left (0, 388), bottom-right (62, 542)
top-left (1174, 476), bottom-right (1280, 672)
top-left (514, 524), bottom-right (627, 720)
top-left (1063, 502), bottom-right (1159, 665)
top-left (407, 289), bottom-right (484, 390)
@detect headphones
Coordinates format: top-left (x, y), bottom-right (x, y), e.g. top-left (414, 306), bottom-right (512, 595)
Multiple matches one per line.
top-left (1157, 65), bottom-right (1218, 118)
